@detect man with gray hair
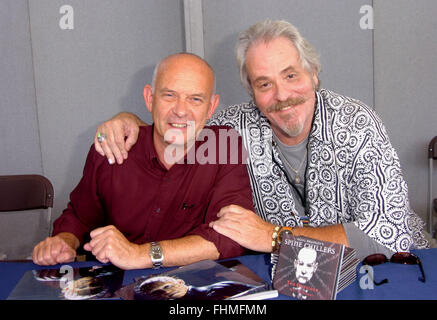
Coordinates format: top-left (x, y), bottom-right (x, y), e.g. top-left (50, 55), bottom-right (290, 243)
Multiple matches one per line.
top-left (93, 20), bottom-right (428, 268)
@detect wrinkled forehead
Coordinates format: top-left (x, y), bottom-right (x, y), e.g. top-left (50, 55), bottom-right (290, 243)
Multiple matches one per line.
top-left (155, 57), bottom-right (215, 97)
top-left (160, 55), bottom-right (214, 82)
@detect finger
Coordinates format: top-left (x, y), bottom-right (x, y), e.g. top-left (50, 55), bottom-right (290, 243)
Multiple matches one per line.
top-left (210, 214), bottom-right (242, 232)
top-left (97, 123), bottom-right (119, 165)
top-left (94, 132), bottom-right (105, 157)
top-left (50, 238), bottom-right (63, 256)
top-left (89, 225), bottom-right (118, 239)
top-left (83, 242), bottom-right (92, 252)
top-left (104, 128), bottom-right (125, 165)
top-left (47, 239), bottom-right (65, 265)
top-left (34, 240), bottom-right (52, 265)
top-left (221, 214), bottom-right (244, 227)
top-left (124, 125), bottom-right (140, 152)
top-left (93, 248), bottom-right (109, 264)
top-left (37, 251), bottom-right (53, 266)
top-left (56, 246), bottom-right (76, 264)
top-left (112, 122), bottom-right (129, 161)
top-left (91, 239), bottom-right (114, 264)
top-left (217, 204), bottom-right (246, 217)
top-left (32, 242), bottom-right (43, 264)
top-left (99, 257), bottom-right (110, 264)
top-left (210, 219), bottom-right (242, 240)
top-left (88, 226), bottom-right (119, 254)
top-left (216, 210), bottom-right (244, 222)
top-left (99, 139), bottom-right (116, 165)
top-left (36, 239), bottom-right (58, 265)
top-left (85, 232), bottom-right (107, 253)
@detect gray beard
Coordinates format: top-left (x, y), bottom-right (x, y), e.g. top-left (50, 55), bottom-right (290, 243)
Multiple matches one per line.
top-left (277, 109), bottom-right (305, 138)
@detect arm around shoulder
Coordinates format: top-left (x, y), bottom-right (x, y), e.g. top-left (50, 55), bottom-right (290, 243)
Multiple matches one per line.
top-left (94, 112), bottom-right (148, 165)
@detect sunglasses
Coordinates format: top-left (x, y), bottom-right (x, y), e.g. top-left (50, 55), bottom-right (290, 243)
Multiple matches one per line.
top-left (362, 252), bottom-right (426, 285)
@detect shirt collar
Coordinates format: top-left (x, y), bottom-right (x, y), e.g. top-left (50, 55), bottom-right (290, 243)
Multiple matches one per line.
top-left (143, 124), bottom-right (211, 169)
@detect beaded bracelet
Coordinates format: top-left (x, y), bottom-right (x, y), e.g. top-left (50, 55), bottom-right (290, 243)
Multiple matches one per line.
top-left (271, 225), bottom-right (281, 252)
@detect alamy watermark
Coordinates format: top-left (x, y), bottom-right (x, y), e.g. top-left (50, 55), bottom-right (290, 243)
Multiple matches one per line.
top-left (59, 5), bottom-right (374, 31)
top-left (59, 5), bottom-right (74, 30)
top-left (59, 264), bottom-right (74, 291)
top-left (359, 265), bottom-right (376, 290)
top-left (359, 5), bottom-right (374, 30)
top-left (163, 122), bottom-right (252, 166)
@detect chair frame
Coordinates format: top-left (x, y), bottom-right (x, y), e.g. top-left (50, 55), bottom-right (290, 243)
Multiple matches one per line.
top-left (0, 174), bottom-right (54, 237)
top-left (428, 137), bottom-right (437, 237)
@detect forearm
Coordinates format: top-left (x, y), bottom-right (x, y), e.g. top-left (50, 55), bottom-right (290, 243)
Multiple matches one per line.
top-left (136, 235), bottom-right (220, 269)
top-left (292, 224), bottom-right (349, 247)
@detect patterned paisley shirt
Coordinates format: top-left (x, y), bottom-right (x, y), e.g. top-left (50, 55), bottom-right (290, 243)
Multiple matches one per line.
top-left (207, 89), bottom-right (428, 254)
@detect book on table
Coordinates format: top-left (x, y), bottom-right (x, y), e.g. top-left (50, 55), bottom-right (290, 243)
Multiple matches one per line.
top-left (116, 259), bottom-right (270, 300)
top-left (7, 264), bottom-right (124, 300)
top-left (7, 259), bottom-right (270, 300)
top-left (272, 234), bottom-right (359, 300)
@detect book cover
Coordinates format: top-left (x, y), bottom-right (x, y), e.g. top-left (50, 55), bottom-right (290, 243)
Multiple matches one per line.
top-left (117, 259), bottom-right (268, 300)
top-left (272, 235), bottom-right (346, 300)
top-left (7, 264), bottom-right (124, 300)
top-left (217, 259), bottom-right (265, 284)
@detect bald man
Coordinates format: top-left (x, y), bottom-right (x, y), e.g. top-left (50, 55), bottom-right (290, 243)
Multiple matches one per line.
top-left (294, 247), bottom-right (318, 284)
top-left (32, 53), bottom-right (254, 270)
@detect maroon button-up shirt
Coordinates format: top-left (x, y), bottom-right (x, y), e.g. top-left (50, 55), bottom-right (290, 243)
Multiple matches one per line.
top-left (53, 125), bottom-right (254, 259)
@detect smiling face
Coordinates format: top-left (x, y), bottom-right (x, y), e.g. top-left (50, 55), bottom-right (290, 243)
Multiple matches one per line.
top-left (245, 36), bottom-right (318, 146)
top-left (144, 54), bottom-right (219, 161)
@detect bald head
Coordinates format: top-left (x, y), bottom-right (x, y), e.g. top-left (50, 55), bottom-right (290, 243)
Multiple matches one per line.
top-left (297, 247), bottom-right (317, 263)
top-left (143, 52), bottom-right (220, 161)
top-left (294, 247), bottom-right (318, 284)
top-left (151, 53), bottom-right (216, 97)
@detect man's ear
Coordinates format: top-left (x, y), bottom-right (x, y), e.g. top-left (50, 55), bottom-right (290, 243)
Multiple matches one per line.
top-left (207, 94), bottom-right (220, 119)
top-left (143, 84), bottom-right (153, 113)
top-left (312, 73), bottom-right (319, 90)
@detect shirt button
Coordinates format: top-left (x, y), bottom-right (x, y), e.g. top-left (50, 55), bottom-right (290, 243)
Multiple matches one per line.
top-left (156, 208), bottom-right (161, 213)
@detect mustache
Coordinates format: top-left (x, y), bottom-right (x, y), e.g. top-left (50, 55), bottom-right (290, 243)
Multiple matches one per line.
top-left (266, 96), bottom-right (308, 113)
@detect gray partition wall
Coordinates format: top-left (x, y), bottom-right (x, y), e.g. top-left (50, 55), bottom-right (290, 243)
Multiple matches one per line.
top-left (202, 0), bottom-right (374, 110)
top-left (373, 0), bottom-right (437, 233)
top-left (1, 1), bottom-right (436, 258)
top-left (0, 1), bottom-right (44, 259)
top-left (1, 0), bottom-right (184, 259)
top-left (29, 0), bottom-right (184, 225)
top-left (0, 1), bottom-right (42, 175)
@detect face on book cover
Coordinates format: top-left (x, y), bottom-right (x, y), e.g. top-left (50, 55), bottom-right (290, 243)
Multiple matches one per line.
top-left (144, 54), bottom-right (219, 153)
top-left (138, 276), bottom-right (188, 299)
top-left (294, 247), bottom-right (318, 284)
